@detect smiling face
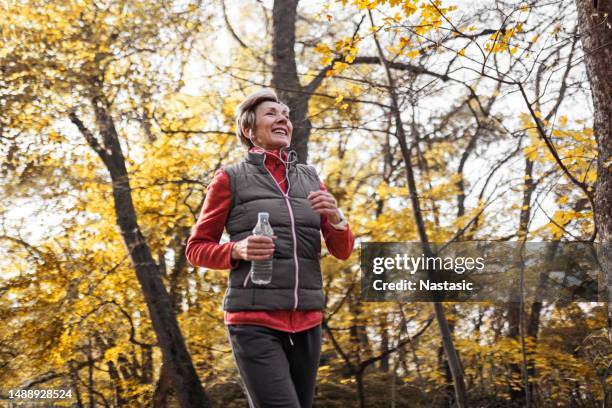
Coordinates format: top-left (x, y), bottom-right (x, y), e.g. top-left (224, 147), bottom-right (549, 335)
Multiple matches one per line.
top-left (250, 101), bottom-right (293, 150)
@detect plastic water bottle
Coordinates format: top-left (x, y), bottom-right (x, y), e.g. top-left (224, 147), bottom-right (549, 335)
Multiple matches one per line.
top-left (250, 212), bottom-right (274, 285)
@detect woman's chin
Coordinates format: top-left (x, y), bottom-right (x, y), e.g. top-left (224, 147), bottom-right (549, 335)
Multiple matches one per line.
top-left (267, 139), bottom-right (291, 149)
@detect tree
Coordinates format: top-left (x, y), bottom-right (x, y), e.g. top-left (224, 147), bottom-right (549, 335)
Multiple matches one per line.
top-left (0, 2), bottom-right (212, 406)
top-left (575, 0), bottom-right (612, 342)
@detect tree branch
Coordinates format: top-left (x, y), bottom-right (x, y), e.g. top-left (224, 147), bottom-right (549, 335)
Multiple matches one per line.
top-left (69, 110), bottom-right (108, 164)
top-left (322, 319), bottom-right (356, 375)
top-left (304, 15), bottom-right (366, 94)
top-left (358, 314), bottom-right (434, 372)
top-left (352, 56), bottom-right (450, 81)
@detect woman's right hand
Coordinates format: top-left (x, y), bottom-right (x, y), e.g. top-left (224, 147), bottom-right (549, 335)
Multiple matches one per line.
top-left (231, 235), bottom-right (276, 261)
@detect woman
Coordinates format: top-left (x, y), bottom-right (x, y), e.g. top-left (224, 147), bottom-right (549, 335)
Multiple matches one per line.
top-left (186, 89), bottom-right (354, 408)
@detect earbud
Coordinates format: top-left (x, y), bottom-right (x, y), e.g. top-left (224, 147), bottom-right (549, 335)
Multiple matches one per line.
top-left (248, 129), bottom-right (265, 152)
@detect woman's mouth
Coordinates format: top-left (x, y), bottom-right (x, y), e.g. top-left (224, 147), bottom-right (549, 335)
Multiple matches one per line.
top-left (272, 127), bottom-right (288, 136)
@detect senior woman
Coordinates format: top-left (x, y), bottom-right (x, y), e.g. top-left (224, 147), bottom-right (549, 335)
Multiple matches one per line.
top-left (185, 88), bottom-right (354, 408)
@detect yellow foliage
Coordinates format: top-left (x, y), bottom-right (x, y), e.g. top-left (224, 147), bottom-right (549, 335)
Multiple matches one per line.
top-left (484, 23), bottom-right (523, 54)
top-left (405, 49), bottom-right (420, 59)
top-left (333, 61), bottom-right (350, 74)
top-left (103, 345), bottom-right (123, 363)
top-left (315, 42), bottom-right (333, 66)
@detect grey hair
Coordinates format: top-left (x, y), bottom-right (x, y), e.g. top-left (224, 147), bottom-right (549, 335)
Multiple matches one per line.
top-left (235, 89), bottom-right (288, 149)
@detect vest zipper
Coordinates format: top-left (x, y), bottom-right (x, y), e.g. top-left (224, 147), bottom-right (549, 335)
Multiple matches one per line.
top-left (260, 152), bottom-right (300, 311)
top-left (284, 199), bottom-right (300, 310)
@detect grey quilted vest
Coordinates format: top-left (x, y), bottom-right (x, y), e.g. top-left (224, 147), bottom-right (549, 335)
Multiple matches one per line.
top-left (222, 151), bottom-right (325, 311)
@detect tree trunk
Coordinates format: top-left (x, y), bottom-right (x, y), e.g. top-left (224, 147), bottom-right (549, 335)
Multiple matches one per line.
top-left (380, 318), bottom-right (389, 372)
top-left (107, 360), bottom-right (126, 407)
top-left (356, 372), bottom-right (366, 408)
top-left (507, 156), bottom-right (536, 404)
top-left (88, 338), bottom-right (95, 408)
top-left (575, 0), bottom-right (612, 341)
top-left (153, 363), bottom-right (173, 408)
top-left (271, 0), bottom-right (312, 163)
top-left (141, 345), bottom-right (154, 384)
top-left (526, 242), bottom-right (560, 406)
top-left (437, 322), bottom-right (455, 405)
top-left (391, 353), bottom-right (398, 408)
top-left (70, 93), bottom-right (211, 408)
top-left (69, 361), bottom-right (84, 408)
top-left (367, 10), bottom-right (467, 407)
top-left (170, 227), bottom-right (194, 311)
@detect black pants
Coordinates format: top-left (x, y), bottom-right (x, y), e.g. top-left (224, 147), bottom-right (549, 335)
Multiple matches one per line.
top-left (227, 324), bottom-right (322, 408)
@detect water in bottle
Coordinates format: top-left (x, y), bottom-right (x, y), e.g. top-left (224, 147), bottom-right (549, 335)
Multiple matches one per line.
top-left (250, 212), bottom-right (274, 285)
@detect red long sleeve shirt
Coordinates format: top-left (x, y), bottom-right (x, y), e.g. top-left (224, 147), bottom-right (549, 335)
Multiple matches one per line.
top-left (186, 148), bottom-right (355, 332)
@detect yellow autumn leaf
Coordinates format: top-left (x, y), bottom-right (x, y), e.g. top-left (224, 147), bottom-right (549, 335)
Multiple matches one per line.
top-left (104, 346), bottom-right (122, 362)
top-left (405, 49), bottom-right (420, 59)
top-left (333, 61), bottom-right (349, 73)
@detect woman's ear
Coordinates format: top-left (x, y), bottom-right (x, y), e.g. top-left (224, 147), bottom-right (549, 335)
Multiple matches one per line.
top-left (242, 127), bottom-right (252, 140)
top-left (241, 127), bottom-right (253, 142)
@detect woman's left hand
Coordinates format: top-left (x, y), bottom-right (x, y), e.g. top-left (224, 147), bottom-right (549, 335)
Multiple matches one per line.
top-left (308, 191), bottom-right (341, 223)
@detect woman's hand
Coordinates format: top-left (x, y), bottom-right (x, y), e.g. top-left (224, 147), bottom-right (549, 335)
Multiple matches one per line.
top-left (231, 235), bottom-right (276, 261)
top-left (308, 190), bottom-right (341, 223)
